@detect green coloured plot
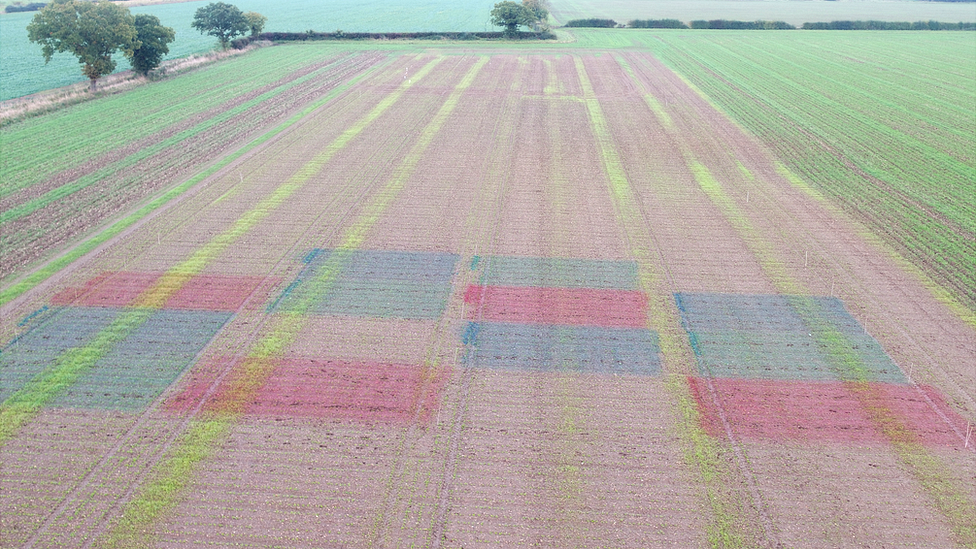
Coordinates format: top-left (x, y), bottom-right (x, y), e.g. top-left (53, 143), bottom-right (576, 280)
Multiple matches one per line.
top-left (677, 293), bottom-right (907, 383)
top-left (272, 249), bottom-right (459, 319)
top-left (481, 256), bottom-right (639, 289)
top-left (2, 308), bottom-right (231, 411)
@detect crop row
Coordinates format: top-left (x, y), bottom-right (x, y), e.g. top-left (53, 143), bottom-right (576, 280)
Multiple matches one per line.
top-left (0, 48), bottom-right (386, 279)
top-left (646, 33), bottom-right (975, 309)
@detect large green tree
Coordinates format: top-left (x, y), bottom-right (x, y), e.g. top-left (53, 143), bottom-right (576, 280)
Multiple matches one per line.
top-left (491, 1), bottom-right (549, 36)
top-left (27, 0), bottom-right (139, 92)
top-left (191, 2), bottom-right (250, 49)
top-left (243, 11), bottom-right (268, 37)
top-left (522, 0), bottom-right (549, 30)
top-left (129, 14), bottom-right (176, 76)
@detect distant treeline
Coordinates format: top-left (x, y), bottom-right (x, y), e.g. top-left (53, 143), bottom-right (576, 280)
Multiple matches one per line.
top-left (233, 30), bottom-right (556, 47)
top-left (566, 18), bottom-right (975, 30)
top-left (630, 19), bottom-right (687, 29)
top-left (565, 18), bottom-right (618, 28)
top-left (690, 20), bottom-right (794, 29)
top-left (802, 20), bottom-right (975, 30)
top-left (4, 2), bottom-right (45, 12)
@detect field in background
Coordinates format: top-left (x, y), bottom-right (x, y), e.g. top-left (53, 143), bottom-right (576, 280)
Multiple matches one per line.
top-left (0, 0), bottom-right (497, 100)
top-left (548, 0), bottom-right (976, 26)
top-left (1, 22), bottom-right (974, 549)
top-left (571, 29), bottom-right (976, 310)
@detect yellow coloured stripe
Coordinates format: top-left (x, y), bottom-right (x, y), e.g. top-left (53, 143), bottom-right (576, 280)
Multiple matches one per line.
top-left (670, 87), bottom-right (976, 547)
top-left (104, 56), bottom-right (488, 547)
top-left (132, 56), bottom-right (446, 309)
top-left (575, 55), bottom-right (754, 548)
top-left (0, 56), bottom-right (444, 446)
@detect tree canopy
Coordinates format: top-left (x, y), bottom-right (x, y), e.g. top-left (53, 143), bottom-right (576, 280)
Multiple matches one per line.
top-left (244, 11), bottom-right (268, 37)
top-left (130, 14), bottom-right (176, 76)
top-left (191, 2), bottom-right (250, 49)
top-left (27, 0), bottom-right (139, 91)
top-left (491, 1), bottom-right (548, 35)
top-left (490, 2), bottom-right (532, 35)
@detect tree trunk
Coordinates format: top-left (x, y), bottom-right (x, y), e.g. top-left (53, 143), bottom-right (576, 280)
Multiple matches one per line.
top-left (90, 78), bottom-right (97, 93)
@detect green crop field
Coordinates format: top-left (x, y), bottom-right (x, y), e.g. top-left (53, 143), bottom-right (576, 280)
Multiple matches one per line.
top-left (581, 30), bottom-right (976, 310)
top-left (0, 0), bottom-right (497, 100)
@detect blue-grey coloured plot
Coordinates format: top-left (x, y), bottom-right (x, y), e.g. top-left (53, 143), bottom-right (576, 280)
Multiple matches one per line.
top-left (461, 321), bottom-right (660, 375)
top-left (272, 249), bottom-right (459, 319)
top-left (480, 256), bottom-right (639, 290)
top-left (49, 309), bottom-right (232, 410)
top-left (675, 293), bottom-right (906, 383)
top-left (0, 307), bottom-right (121, 402)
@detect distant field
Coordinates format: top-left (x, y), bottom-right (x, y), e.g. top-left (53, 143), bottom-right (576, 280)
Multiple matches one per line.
top-left (548, 0), bottom-right (976, 26)
top-left (633, 30), bottom-right (974, 309)
top-left (0, 0), bottom-right (497, 100)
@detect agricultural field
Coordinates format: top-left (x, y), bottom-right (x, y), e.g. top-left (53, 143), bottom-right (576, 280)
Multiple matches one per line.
top-left (0, 0), bottom-right (497, 100)
top-left (548, 0), bottom-right (976, 26)
top-left (1, 28), bottom-right (975, 549)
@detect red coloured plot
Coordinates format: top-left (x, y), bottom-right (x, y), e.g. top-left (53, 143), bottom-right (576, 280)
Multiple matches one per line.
top-left (688, 377), bottom-right (969, 448)
top-left (862, 383), bottom-right (971, 449)
top-left (248, 359), bottom-right (446, 423)
top-left (463, 284), bottom-right (647, 328)
top-left (52, 271), bottom-right (160, 308)
top-left (165, 274), bottom-right (278, 312)
top-left (164, 356), bottom-right (236, 414)
top-left (51, 271), bottom-right (276, 312)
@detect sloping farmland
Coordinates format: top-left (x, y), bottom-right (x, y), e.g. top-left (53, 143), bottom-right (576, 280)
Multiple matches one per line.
top-left (1, 47), bottom-right (973, 548)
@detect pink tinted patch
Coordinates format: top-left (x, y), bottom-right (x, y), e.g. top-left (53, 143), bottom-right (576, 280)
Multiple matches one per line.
top-left (163, 356), bottom-right (236, 414)
top-left (866, 383), bottom-right (971, 448)
top-left (689, 377), bottom-right (886, 444)
top-left (689, 377), bottom-right (970, 448)
top-left (165, 275), bottom-right (277, 312)
top-left (248, 359), bottom-right (446, 423)
top-left (51, 271), bottom-right (277, 312)
top-left (463, 285), bottom-right (647, 328)
top-left (51, 271), bottom-right (160, 307)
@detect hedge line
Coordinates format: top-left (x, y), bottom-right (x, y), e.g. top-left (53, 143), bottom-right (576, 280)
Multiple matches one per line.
top-left (232, 30), bottom-right (556, 48)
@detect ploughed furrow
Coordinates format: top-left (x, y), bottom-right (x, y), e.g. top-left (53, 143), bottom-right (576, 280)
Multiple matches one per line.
top-left (0, 51), bottom-right (385, 280)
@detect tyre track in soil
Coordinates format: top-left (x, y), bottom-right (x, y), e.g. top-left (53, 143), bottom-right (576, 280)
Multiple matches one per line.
top-left (621, 52), bottom-right (974, 546)
top-left (419, 54), bottom-right (527, 549)
top-left (8, 53), bottom-right (412, 548)
top-left (92, 54), bottom-right (467, 548)
top-left (577, 54), bottom-right (777, 548)
top-left (0, 52), bottom-right (383, 280)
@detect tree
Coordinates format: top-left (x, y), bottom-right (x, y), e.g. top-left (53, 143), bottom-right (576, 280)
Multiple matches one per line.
top-left (243, 11), bottom-right (267, 37)
top-left (490, 1), bottom-right (533, 36)
top-left (191, 2), bottom-right (249, 49)
top-left (522, 0), bottom-right (549, 29)
top-left (27, 0), bottom-right (139, 92)
top-left (129, 14), bottom-right (176, 76)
